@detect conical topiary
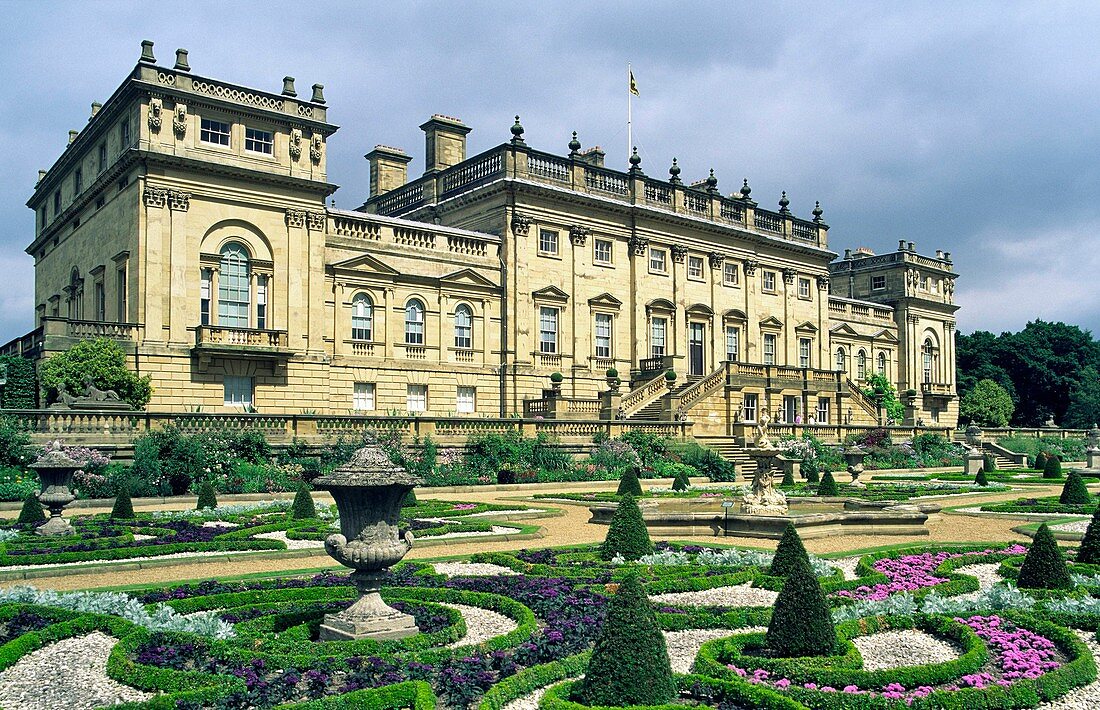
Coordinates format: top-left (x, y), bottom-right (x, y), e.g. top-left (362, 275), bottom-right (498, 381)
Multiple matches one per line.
top-left (781, 466), bottom-right (795, 487)
top-left (1035, 451), bottom-right (1049, 472)
top-left (196, 481), bottom-right (218, 510)
top-left (817, 470), bottom-right (839, 496)
top-left (572, 574), bottom-right (675, 706)
top-left (600, 494), bottom-right (653, 561)
top-left (110, 484), bottom-right (136, 520)
top-left (1044, 456), bottom-right (1063, 480)
top-left (768, 522), bottom-right (810, 577)
top-left (1017, 523), bottom-right (1072, 590)
top-left (616, 465), bottom-right (644, 497)
top-left (290, 482), bottom-right (317, 519)
top-left (764, 553), bottom-right (837, 657)
top-left (402, 488), bottom-right (418, 508)
top-left (805, 466), bottom-right (820, 484)
top-left (1076, 507), bottom-right (1100, 565)
top-left (16, 493), bottom-right (45, 525)
top-left (671, 469), bottom-right (690, 491)
top-left (1059, 470), bottom-right (1091, 505)
top-left (975, 469), bottom-right (990, 487)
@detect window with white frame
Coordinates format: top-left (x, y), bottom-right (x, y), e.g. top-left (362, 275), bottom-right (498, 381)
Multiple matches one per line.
top-left (835, 347), bottom-right (847, 373)
top-left (762, 271), bottom-right (777, 292)
top-left (594, 313), bottom-right (612, 359)
top-left (224, 376), bottom-right (253, 408)
top-left (116, 267), bottom-right (127, 323)
top-left (594, 239), bottom-right (613, 265)
top-left (649, 247), bottom-right (667, 273)
top-left (406, 384), bottom-right (427, 412)
top-left (798, 277), bottom-right (811, 299)
top-left (877, 351), bottom-right (887, 376)
top-left (454, 304), bottom-right (473, 349)
top-left (456, 386), bottom-right (476, 414)
top-left (799, 338), bottom-right (812, 368)
top-left (352, 382), bottom-right (375, 411)
top-left (725, 326), bottom-right (740, 362)
top-left (922, 338), bottom-right (936, 383)
top-left (857, 349), bottom-right (867, 379)
top-left (763, 333), bottom-right (777, 365)
top-left (256, 275), bottom-right (268, 329)
top-left (539, 307), bottom-right (558, 353)
top-left (218, 243), bottom-right (250, 327)
top-left (245, 127), bottom-right (274, 154)
top-left (351, 293), bottom-right (373, 340)
top-left (650, 317), bottom-right (667, 358)
top-left (538, 229), bottom-right (559, 255)
top-left (817, 397), bottom-right (830, 424)
top-left (200, 118), bottom-right (231, 146)
top-left (405, 299), bottom-right (425, 345)
top-left (200, 269), bottom-right (212, 325)
top-left (687, 255), bottom-right (704, 280)
top-left (723, 262), bottom-right (739, 286)
top-left (742, 393), bottom-right (758, 422)
top-left (872, 275), bottom-right (886, 290)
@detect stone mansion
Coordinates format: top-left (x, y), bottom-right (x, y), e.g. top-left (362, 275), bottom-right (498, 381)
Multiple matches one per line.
top-left (4, 42), bottom-right (960, 434)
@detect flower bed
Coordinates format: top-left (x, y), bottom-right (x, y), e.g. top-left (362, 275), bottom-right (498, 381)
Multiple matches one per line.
top-left (981, 496), bottom-right (1098, 515)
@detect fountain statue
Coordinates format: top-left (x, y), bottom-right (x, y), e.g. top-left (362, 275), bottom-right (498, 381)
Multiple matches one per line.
top-left (28, 441), bottom-right (84, 536)
top-left (740, 454), bottom-right (788, 515)
top-left (754, 411), bottom-right (775, 449)
top-left (313, 443), bottom-right (423, 641)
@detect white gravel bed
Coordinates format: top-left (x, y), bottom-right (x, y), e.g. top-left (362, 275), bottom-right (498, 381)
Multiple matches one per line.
top-left (0, 632), bottom-right (150, 710)
top-left (1038, 630), bottom-right (1100, 709)
top-left (431, 562), bottom-right (519, 577)
top-left (464, 508), bottom-right (547, 518)
top-left (432, 526), bottom-right (521, 539)
top-left (1051, 519), bottom-right (1092, 534)
top-left (951, 562), bottom-right (1004, 601)
top-left (0, 549), bottom-right (232, 571)
top-left (201, 521), bottom-right (240, 528)
top-left (649, 583), bottom-right (778, 608)
top-left (443, 602), bottom-right (517, 648)
top-left (956, 506), bottom-right (1075, 517)
top-left (663, 627), bottom-right (766, 673)
top-left (851, 629), bottom-right (961, 671)
top-left (831, 556), bottom-right (863, 580)
top-left (253, 530), bottom-right (324, 550)
top-left (501, 676), bottom-right (581, 710)
top-left (131, 533), bottom-right (155, 541)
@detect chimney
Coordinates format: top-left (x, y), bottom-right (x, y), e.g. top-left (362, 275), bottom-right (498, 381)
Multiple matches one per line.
top-left (576, 146), bottom-right (605, 167)
top-left (68, 130), bottom-right (79, 145)
top-left (420, 115), bottom-right (471, 174)
top-left (90, 102), bottom-right (102, 120)
top-left (365, 145), bottom-right (413, 198)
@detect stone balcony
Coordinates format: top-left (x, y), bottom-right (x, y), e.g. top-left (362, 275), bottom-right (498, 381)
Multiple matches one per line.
top-left (192, 325), bottom-right (294, 372)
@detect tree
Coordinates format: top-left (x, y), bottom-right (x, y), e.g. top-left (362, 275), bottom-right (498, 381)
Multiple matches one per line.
top-left (290, 482), bottom-right (317, 519)
top-left (769, 523), bottom-right (810, 577)
top-left (764, 553), bottom-right (837, 656)
top-left (16, 494), bottom-right (44, 525)
top-left (110, 485), bottom-right (136, 520)
top-left (1059, 470), bottom-right (1091, 505)
top-left (960, 379), bottom-right (1015, 427)
top-left (862, 374), bottom-right (904, 423)
top-left (818, 470), bottom-right (839, 496)
top-left (600, 494), bottom-right (653, 561)
top-left (572, 574), bottom-right (675, 706)
top-left (1076, 507), bottom-right (1100, 564)
top-left (196, 481), bottom-right (218, 510)
top-left (975, 469), bottom-right (990, 486)
top-left (38, 338), bottom-right (153, 410)
top-left (1016, 524), bottom-right (1072, 590)
top-left (956, 330), bottom-right (1016, 405)
top-left (1044, 456), bottom-right (1064, 480)
top-left (1063, 366), bottom-right (1100, 429)
top-left (616, 465), bottom-right (643, 497)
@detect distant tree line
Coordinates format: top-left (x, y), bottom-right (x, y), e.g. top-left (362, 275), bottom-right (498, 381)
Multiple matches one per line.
top-left (956, 320), bottom-right (1100, 428)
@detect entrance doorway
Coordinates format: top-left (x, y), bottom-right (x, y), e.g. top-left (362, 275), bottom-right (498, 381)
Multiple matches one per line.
top-left (688, 323), bottom-right (705, 376)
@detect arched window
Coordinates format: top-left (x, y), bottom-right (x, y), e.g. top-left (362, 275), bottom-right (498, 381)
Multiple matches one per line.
top-left (835, 347), bottom-right (847, 373)
top-left (877, 351), bottom-right (887, 376)
top-left (405, 299), bottom-right (425, 345)
top-left (454, 304), bottom-right (473, 349)
top-left (351, 293), bottom-right (373, 341)
top-left (922, 338), bottom-right (937, 383)
top-left (857, 349), bottom-right (867, 379)
top-left (218, 243), bottom-right (250, 327)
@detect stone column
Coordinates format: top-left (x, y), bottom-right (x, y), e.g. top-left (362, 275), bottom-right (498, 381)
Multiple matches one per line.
top-left (285, 209), bottom-right (308, 349)
top-left (166, 189), bottom-right (191, 345)
top-left (141, 186), bottom-right (168, 342)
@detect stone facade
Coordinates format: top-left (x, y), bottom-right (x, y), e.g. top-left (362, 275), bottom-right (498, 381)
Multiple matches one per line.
top-left (13, 42), bottom-right (958, 429)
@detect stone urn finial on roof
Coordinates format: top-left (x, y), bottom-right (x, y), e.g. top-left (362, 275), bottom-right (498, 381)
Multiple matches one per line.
top-left (29, 441), bottom-right (86, 537)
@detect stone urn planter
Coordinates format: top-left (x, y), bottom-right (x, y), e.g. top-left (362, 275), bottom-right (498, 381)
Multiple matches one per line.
top-left (29, 441), bottom-right (83, 537)
top-left (312, 444), bottom-right (423, 641)
top-left (844, 445), bottom-right (868, 488)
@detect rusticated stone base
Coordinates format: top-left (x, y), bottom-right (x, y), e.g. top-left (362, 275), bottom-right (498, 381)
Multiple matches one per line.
top-left (319, 609), bottom-right (419, 641)
top-left (37, 516), bottom-right (74, 537)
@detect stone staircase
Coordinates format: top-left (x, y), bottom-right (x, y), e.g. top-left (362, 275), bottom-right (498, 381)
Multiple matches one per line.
top-left (624, 379), bottom-right (698, 421)
top-left (980, 441), bottom-right (1026, 470)
top-left (695, 435), bottom-right (755, 475)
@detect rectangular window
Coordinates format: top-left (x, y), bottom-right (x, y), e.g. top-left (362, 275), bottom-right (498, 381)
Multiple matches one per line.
top-left (651, 317), bottom-right (667, 358)
top-left (762, 271), bottom-right (777, 293)
top-left (245, 127), bottom-right (274, 154)
top-left (53, 190), bottom-right (61, 217)
top-left (594, 238), bottom-right (613, 265)
top-left (723, 262), bottom-right (739, 286)
top-left (594, 313), bottom-right (612, 359)
top-left (725, 326), bottom-right (739, 362)
top-left (649, 248), bottom-right (667, 273)
top-left (687, 255), bottom-right (704, 280)
top-left (94, 282), bottom-right (105, 321)
top-left (406, 384), bottom-right (427, 413)
top-left (74, 168), bottom-right (83, 195)
top-left (798, 277), bottom-right (811, 299)
top-left (872, 275), bottom-right (886, 290)
top-left (38, 206), bottom-right (46, 231)
top-left (116, 267), bottom-right (127, 322)
top-left (817, 398), bottom-right (830, 424)
top-left (538, 229), bottom-right (559, 255)
top-left (763, 333), bottom-right (777, 365)
top-left (456, 386), bottom-right (476, 414)
top-left (98, 143), bottom-right (107, 173)
top-left (224, 375), bottom-right (253, 408)
top-left (200, 118), bottom-right (231, 146)
top-left (742, 393), bottom-right (758, 423)
top-left (256, 275), bottom-right (268, 330)
top-left (353, 382), bottom-right (375, 411)
top-left (200, 269), bottom-right (212, 326)
top-left (120, 117), bottom-right (131, 147)
top-left (539, 307), bottom-right (558, 353)
top-left (799, 338), bottom-right (812, 368)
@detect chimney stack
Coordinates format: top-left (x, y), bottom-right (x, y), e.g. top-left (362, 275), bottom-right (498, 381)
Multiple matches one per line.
top-left (365, 145), bottom-right (412, 198)
top-left (90, 102), bottom-right (102, 120)
top-left (68, 130), bottom-right (79, 145)
top-left (420, 115), bottom-right (471, 174)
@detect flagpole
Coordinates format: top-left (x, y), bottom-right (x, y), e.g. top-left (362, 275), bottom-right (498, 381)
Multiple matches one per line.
top-left (627, 63), bottom-right (632, 163)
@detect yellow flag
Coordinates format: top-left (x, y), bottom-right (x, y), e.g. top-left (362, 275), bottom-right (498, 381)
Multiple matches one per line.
top-left (629, 69), bottom-right (639, 96)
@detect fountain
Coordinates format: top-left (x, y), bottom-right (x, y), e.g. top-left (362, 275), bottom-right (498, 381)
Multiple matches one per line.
top-left (313, 443), bottom-right (423, 641)
top-left (741, 418), bottom-right (787, 514)
top-left (28, 442), bottom-right (83, 537)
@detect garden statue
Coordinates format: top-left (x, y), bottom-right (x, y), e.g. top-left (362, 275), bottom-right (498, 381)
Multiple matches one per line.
top-left (1082, 424), bottom-right (1100, 473)
top-left (51, 376), bottom-right (131, 410)
top-left (741, 454), bottom-right (788, 515)
top-left (754, 411), bottom-right (775, 449)
top-left (313, 443), bottom-right (423, 641)
top-left (28, 441), bottom-right (84, 536)
top-left (962, 425), bottom-right (986, 475)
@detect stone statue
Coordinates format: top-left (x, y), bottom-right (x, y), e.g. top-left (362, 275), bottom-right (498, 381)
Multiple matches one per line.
top-left (754, 411), bottom-right (774, 449)
top-left (741, 456), bottom-right (788, 515)
top-left (50, 377), bottom-right (131, 410)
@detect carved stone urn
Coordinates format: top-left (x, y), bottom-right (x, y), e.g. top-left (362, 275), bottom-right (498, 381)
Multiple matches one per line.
top-left (29, 441), bottom-right (83, 537)
top-left (313, 444), bottom-right (423, 641)
top-left (844, 445), bottom-right (868, 488)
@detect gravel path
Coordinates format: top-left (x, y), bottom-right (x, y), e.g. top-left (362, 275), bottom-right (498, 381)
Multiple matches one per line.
top-left (254, 530), bottom-right (324, 550)
top-left (443, 602), bottom-right (517, 648)
top-left (0, 632), bottom-right (150, 710)
top-left (831, 556), bottom-right (863, 580)
top-left (501, 677), bottom-right (581, 710)
top-left (1038, 630), bottom-right (1100, 709)
top-left (465, 508), bottom-right (547, 517)
top-left (664, 627), bottom-right (766, 673)
top-left (852, 629), bottom-right (961, 671)
top-left (431, 562), bottom-right (518, 577)
top-left (650, 583), bottom-right (778, 608)
top-left (952, 562), bottom-right (1003, 601)
top-left (1051, 520), bottom-right (1092, 534)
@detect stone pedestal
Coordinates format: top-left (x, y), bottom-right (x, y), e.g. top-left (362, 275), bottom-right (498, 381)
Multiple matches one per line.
top-left (30, 442), bottom-right (82, 537)
top-left (964, 450), bottom-right (985, 475)
top-left (320, 571), bottom-right (417, 641)
top-left (741, 450), bottom-right (788, 515)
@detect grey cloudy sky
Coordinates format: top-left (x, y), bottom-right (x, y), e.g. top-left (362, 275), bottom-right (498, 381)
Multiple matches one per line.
top-left (1, 0), bottom-right (1098, 343)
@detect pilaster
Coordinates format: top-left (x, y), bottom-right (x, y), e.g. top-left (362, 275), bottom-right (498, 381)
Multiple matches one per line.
top-left (167, 189), bottom-right (191, 345)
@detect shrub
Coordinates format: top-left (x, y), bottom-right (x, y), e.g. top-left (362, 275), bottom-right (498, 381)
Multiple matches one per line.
top-left (983, 453), bottom-right (998, 473)
top-left (402, 489), bottom-right (418, 508)
top-left (1035, 451), bottom-right (1049, 470)
top-left (975, 469), bottom-right (990, 487)
top-left (764, 553), bottom-right (837, 656)
top-left (619, 431), bottom-right (671, 463)
top-left (16, 493), bottom-right (44, 525)
top-left (110, 485), bottom-right (135, 520)
top-left (196, 481), bottom-right (218, 510)
top-left (549, 372), bottom-right (564, 384)
top-left (817, 470), bottom-right (839, 496)
top-left (605, 368), bottom-right (618, 379)
top-left (616, 466), bottom-right (643, 497)
top-left (0, 466), bottom-right (37, 502)
top-left (1044, 456), bottom-right (1064, 479)
top-left (768, 523), bottom-right (809, 577)
top-left (1059, 470), bottom-right (1091, 505)
top-left (805, 466), bottom-right (820, 484)
top-left (781, 466), bottom-right (795, 486)
top-left (0, 417), bottom-right (32, 468)
top-left (677, 442), bottom-right (737, 482)
top-left (572, 574), bottom-right (674, 706)
top-left (664, 369), bottom-right (677, 382)
top-left (1017, 523), bottom-right (1072, 590)
top-left (38, 338), bottom-right (152, 409)
top-left (0, 356), bottom-right (36, 408)
top-left (600, 494), bottom-right (653, 561)
top-left (290, 482), bottom-right (317, 519)
top-left (670, 465), bottom-right (691, 491)
top-left (1077, 507), bottom-right (1100, 565)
